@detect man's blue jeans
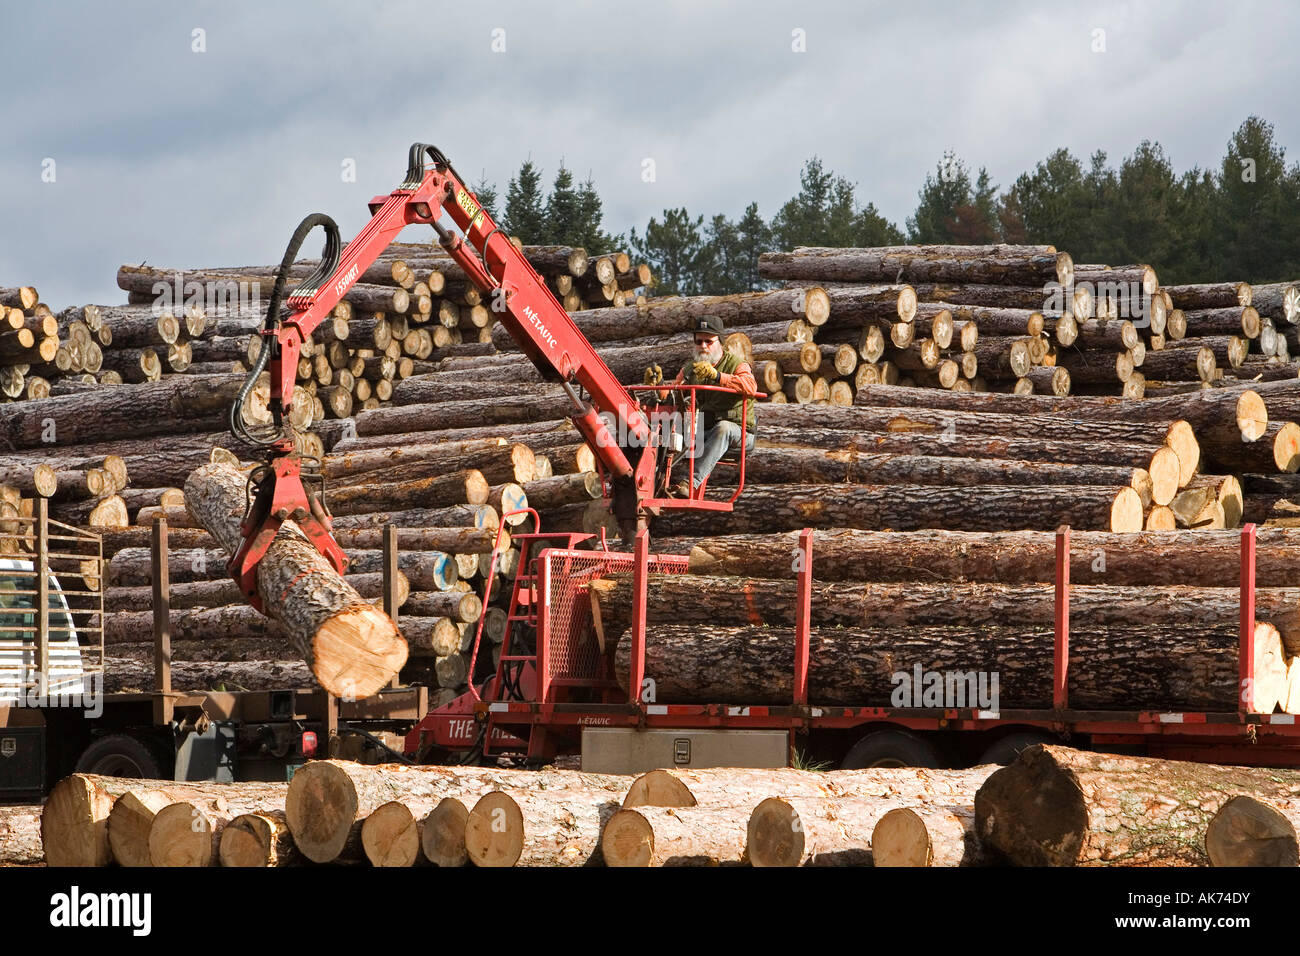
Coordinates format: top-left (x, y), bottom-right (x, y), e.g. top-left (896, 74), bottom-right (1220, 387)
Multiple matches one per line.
top-left (688, 420), bottom-right (755, 488)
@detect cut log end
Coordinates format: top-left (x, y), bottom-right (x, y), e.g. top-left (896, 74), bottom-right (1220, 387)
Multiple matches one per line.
top-left (148, 801), bottom-right (215, 867)
top-left (1205, 795), bottom-right (1298, 867)
top-left (219, 813), bottom-right (282, 867)
top-left (871, 807), bottom-right (932, 867)
top-left (1109, 486), bottom-right (1144, 533)
top-left (361, 801), bottom-right (421, 867)
top-left (465, 791), bottom-right (524, 867)
top-left (311, 603), bottom-right (409, 699)
top-left (601, 809), bottom-right (657, 867)
top-left (284, 761), bottom-right (359, 863)
top-left (622, 768), bottom-right (698, 808)
top-left (746, 797), bottom-right (805, 868)
top-left (422, 797), bottom-right (470, 867)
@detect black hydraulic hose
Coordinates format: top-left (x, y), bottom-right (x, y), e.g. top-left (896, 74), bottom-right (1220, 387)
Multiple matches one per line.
top-left (230, 213), bottom-right (341, 447)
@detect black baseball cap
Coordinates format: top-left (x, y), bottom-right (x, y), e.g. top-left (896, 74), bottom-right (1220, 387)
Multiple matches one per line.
top-left (693, 314), bottom-right (724, 335)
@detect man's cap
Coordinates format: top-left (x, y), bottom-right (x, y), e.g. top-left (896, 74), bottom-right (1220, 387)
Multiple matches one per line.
top-left (693, 314), bottom-right (725, 336)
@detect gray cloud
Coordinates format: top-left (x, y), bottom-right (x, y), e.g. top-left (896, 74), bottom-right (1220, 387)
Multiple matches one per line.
top-left (1, 0), bottom-right (1296, 306)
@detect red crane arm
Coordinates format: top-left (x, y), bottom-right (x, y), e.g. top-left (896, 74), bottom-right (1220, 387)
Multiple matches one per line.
top-left (227, 144), bottom-right (659, 609)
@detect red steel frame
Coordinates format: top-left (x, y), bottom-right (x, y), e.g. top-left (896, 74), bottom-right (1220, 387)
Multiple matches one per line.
top-left (409, 520), bottom-right (1300, 768)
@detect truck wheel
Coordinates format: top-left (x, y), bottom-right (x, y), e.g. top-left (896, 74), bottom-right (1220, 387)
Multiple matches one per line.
top-left (74, 734), bottom-right (164, 779)
top-left (841, 730), bottom-right (942, 769)
top-left (977, 731), bottom-right (1057, 766)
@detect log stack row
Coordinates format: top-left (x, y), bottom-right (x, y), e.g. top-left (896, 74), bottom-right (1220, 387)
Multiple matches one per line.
top-left (25, 746), bottom-right (1300, 867)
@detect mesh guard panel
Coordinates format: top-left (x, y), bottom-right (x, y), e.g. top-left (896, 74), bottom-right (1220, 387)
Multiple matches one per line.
top-left (538, 548), bottom-right (688, 693)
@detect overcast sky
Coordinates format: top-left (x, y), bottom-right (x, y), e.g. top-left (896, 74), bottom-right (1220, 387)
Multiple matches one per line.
top-left (2, 0), bottom-right (1297, 306)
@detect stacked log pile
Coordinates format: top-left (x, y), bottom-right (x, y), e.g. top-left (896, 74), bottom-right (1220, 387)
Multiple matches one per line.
top-left (19, 746), bottom-right (1300, 866)
top-left (615, 525), bottom-right (1300, 713)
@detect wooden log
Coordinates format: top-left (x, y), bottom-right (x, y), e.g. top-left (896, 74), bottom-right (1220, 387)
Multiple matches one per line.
top-left (974, 744), bottom-right (1300, 866)
top-left (324, 469), bottom-right (490, 515)
top-left (760, 248), bottom-right (1072, 287)
top-left (1204, 795), bottom-right (1299, 867)
top-left (183, 462), bottom-right (407, 698)
top-left (611, 620), bottom-right (1280, 711)
top-left (602, 805), bottom-right (753, 866)
top-left (0, 805), bottom-right (43, 865)
top-left (1165, 282), bottom-right (1252, 310)
top-left (148, 784), bottom-right (292, 867)
top-left (1253, 282), bottom-right (1300, 325)
top-left (41, 773), bottom-right (146, 866)
top-left (465, 788), bottom-right (619, 867)
top-left (653, 483), bottom-right (1145, 535)
top-left (872, 805), bottom-right (982, 867)
top-left (284, 760), bottom-right (627, 863)
top-left (219, 811), bottom-right (300, 867)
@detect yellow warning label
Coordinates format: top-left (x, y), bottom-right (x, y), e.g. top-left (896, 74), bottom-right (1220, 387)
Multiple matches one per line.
top-left (455, 188), bottom-right (485, 230)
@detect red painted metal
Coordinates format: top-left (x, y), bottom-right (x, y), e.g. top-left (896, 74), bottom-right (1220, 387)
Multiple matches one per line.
top-left (1240, 523), bottom-right (1258, 715)
top-left (793, 528), bottom-right (813, 705)
top-left (629, 530), bottom-right (650, 706)
top-left (1053, 524), bottom-right (1070, 710)
top-left (234, 147), bottom-right (753, 606)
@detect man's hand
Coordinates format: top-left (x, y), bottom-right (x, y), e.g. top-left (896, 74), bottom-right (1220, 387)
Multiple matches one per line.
top-left (691, 360), bottom-right (718, 383)
top-left (643, 363), bottom-right (663, 386)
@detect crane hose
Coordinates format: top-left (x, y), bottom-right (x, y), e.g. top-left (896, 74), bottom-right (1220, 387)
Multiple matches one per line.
top-left (229, 213), bottom-right (341, 448)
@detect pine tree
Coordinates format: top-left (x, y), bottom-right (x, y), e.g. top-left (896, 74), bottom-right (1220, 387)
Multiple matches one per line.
top-left (772, 157), bottom-right (903, 251)
top-left (1214, 115), bottom-right (1296, 281)
top-left (542, 163), bottom-right (583, 246)
top-left (907, 151), bottom-right (977, 243)
top-left (628, 208), bottom-right (706, 297)
top-left (699, 214), bottom-right (744, 294)
top-left (503, 160), bottom-right (546, 244)
top-left (574, 174), bottom-right (618, 253)
top-left (471, 173), bottom-right (499, 221)
top-left (735, 202), bottom-right (774, 291)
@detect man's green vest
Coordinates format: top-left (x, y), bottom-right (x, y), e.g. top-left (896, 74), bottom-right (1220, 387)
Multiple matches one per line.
top-left (681, 349), bottom-right (757, 431)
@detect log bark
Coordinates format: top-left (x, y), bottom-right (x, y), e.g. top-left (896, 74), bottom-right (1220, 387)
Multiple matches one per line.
top-left (652, 483), bottom-right (1144, 535)
top-left (760, 248), bottom-right (1072, 287)
top-left (872, 804), bottom-right (983, 867)
top-left (685, 528), bottom-right (1300, 588)
top-left (183, 462), bottom-right (407, 699)
top-left (219, 811), bottom-right (301, 867)
top-left (602, 805), bottom-right (753, 866)
top-left (465, 788), bottom-right (621, 867)
top-left (611, 620), bottom-right (1281, 711)
top-left (0, 805), bottom-right (43, 864)
top-left (324, 469), bottom-right (490, 514)
top-left (974, 745), bottom-right (1300, 866)
top-left (41, 773), bottom-right (142, 866)
top-left (1203, 795), bottom-right (1299, 867)
top-left (148, 784), bottom-right (292, 867)
top-left (283, 760), bottom-right (628, 863)
top-left (0, 375), bottom-right (246, 449)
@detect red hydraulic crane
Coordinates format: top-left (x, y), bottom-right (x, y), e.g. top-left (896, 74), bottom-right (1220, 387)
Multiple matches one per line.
top-left (226, 143), bottom-right (757, 611)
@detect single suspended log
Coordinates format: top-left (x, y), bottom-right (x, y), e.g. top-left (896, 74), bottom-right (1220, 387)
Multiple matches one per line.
top-left (184, 462), bottom-right (407, 698)
top-left (611, 621), bottom-right (1279, 711)
top-left (974, 744), bottom-right (1300, 866)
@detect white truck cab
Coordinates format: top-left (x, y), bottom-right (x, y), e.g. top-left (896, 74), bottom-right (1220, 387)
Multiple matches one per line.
top-left (0, 557), bottom-right (85, 703)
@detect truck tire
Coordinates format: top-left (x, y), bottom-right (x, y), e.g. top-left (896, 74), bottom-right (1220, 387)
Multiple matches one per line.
top-left (74, 734), bottom-right (164, 779)
top-left (841, 729), bottom-right (942, 769)
top-left (977, 731), bottom-right (1057, 766)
